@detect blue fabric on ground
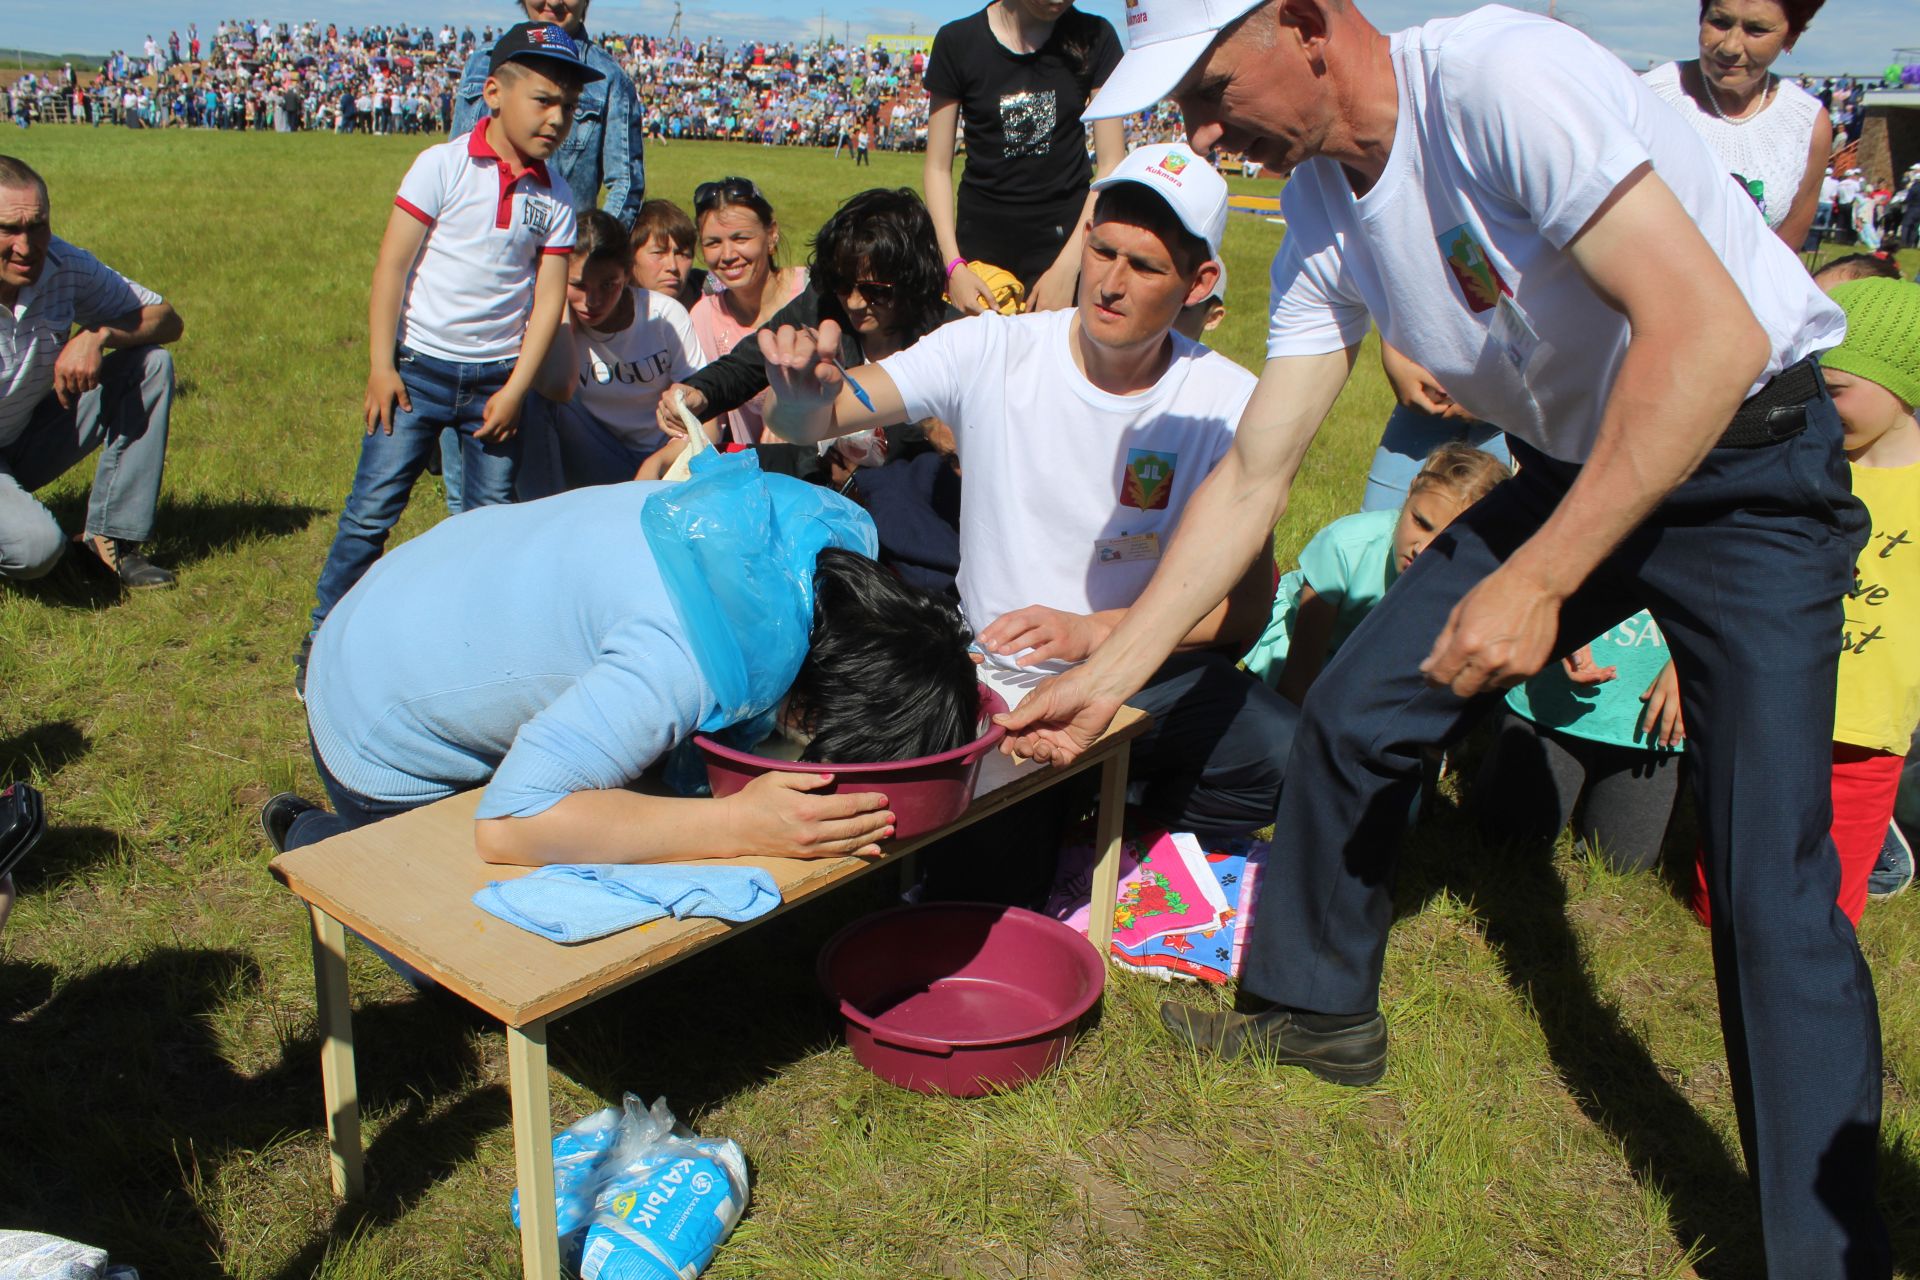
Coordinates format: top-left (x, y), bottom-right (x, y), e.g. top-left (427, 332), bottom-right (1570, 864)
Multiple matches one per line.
top-left (474, 863), bottom-right (781, 944)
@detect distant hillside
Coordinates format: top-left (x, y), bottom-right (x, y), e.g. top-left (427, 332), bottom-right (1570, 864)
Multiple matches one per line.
top-left (0, 48), bottom-right (101, 70)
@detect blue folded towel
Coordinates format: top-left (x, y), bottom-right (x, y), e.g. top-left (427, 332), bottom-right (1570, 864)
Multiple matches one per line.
top-left (474, 864), bottom-right (782, 944)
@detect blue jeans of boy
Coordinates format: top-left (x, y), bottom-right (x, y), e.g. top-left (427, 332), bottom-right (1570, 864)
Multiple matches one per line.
top-left (1245, 378), bottom-right (1884, 1278)
top-left (309, 345), bottom-right (519, 632)
top-left (1360, 403), bottom-right (1511, 513)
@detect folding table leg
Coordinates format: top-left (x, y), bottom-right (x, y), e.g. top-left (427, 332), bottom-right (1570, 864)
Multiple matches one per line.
top-left (1087, 747), bottom-right (1131, 957)
top-left (508, 1019), bottom-right (561, 1280)
top-left (309, 905), bottom-right (365, 1199)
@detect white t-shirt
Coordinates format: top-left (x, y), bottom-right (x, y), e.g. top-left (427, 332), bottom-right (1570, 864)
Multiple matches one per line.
top-left (571, 287), bottom-right (704, 453)
top-left (1265, 5), bottom-right (1844, 464)
top-left (393, 126), bottom-right (577, 362)
top-left (881, 308), bottom-right (1256, 672)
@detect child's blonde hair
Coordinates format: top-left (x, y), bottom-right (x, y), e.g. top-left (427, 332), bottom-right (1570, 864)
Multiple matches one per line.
top-left (1406, 441), bottom-right (1510, 510)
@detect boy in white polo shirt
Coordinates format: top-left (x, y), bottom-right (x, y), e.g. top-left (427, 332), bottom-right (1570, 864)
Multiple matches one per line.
top-left (300, 22), bottom-right (597, 695)
top-left (757, 144), bottom-right (1296, 894)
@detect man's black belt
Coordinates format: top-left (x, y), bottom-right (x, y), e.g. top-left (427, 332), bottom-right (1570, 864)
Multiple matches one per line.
top-left (1719, 357), bottom-right (1823, 448)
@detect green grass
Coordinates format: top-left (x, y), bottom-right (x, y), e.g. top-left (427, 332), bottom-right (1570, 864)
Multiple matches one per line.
top-left (2, 126), bottom-right (1919, 1279)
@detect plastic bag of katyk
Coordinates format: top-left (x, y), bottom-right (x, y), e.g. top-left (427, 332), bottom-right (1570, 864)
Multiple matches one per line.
top-left (575, 1096), bottom-right (750, 1280)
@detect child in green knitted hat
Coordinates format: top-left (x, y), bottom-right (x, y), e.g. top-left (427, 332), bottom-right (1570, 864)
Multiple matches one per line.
top-left (1824, 277), bottom-right (1919, 909)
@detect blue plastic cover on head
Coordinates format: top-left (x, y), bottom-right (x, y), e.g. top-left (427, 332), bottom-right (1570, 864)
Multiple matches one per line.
top-left (642, 449), bottom-right (878, 734)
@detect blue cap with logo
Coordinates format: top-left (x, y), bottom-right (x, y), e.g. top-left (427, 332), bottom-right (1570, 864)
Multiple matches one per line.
top-left (488, 22), bottom-right (605, 82)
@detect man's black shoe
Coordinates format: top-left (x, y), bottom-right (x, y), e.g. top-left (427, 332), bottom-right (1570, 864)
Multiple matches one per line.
top-left (1159, 1000), bottom-right (1388, 1086)
top-left (80, 534), bottom-right (176, 589)
top-left (260, 792), bottom-right (321, 854)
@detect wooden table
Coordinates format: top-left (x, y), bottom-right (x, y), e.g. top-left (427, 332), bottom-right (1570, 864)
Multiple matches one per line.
top-left (270, 707), bottom-right (1148, 1280)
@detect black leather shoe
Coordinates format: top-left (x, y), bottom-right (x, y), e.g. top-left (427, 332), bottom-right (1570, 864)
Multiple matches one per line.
top-left (80, 534), bottom-right (176, 589)
top-left (260, 792), bottom-right (321, 854)
top-left (1160, 1001), bottom-right (1388, 1085)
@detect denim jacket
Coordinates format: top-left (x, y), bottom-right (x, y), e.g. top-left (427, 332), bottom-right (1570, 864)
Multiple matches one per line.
top-left (451, 35), bottom-right (644, 227)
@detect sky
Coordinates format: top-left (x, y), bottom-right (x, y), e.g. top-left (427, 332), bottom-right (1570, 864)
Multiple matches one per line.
top-left (1, 0), bottom-right (1910, 76)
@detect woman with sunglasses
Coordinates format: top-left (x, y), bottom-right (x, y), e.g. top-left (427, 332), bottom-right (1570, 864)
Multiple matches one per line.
top-left (519, 209), bottom-right (704, 495)
top-left (654, 187), bottom-right (949, 473)
top-left (683, 177), bottom-right (810, 447)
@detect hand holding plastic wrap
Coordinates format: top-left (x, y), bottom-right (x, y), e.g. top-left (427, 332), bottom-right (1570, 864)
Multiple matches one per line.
top-left (641, 449), bottom-right (877, 735)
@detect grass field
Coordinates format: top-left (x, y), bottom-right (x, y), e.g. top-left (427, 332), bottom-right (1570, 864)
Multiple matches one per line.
top-left (2, 125), bottom-right (1919, 1279)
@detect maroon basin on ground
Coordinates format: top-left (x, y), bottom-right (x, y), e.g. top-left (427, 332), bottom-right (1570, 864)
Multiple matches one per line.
top-left (694, 685), bottom-right (1009, 841)
top-left (818, 903), bottom-right (1106, 1097)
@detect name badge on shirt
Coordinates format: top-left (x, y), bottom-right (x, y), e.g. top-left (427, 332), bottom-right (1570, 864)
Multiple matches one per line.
top-left (1096, 533), bottom-right (1162, 565)
top-left (1491, 294), bottom-right (1540, 374)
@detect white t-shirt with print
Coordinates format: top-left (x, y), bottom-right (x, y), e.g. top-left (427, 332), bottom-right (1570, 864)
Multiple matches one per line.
top-left (393, 127), bottom-right (577, 363)
top-left (571, 287), bottom-right (704, 454)
top-left (881, 308), bottom-right (1255, 672)
top-left (1265, 5), bottom-right (1844, 464)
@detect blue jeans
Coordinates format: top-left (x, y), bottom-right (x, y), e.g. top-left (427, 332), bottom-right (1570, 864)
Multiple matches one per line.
top-left (1361, 404), bottom-right (1512, 513)
top-left (286, 734), bottom-right (438, 988)
top-left (309, 346), bottom-right (519, 631)
top-left (1248, 382), bottom-right (1884, 1277)
top-left (0, 346), bottom-right (173, 578)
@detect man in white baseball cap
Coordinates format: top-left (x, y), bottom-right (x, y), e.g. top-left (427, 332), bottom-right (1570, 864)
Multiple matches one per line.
top-left (1006, 3), bottom-right (1878, 1275)
top-left (750, 143), bottom-right (1300, 893)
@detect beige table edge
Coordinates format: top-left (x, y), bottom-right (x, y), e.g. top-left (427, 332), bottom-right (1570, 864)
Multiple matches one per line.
top-left (273, 708), bottom-right (1148, 1280)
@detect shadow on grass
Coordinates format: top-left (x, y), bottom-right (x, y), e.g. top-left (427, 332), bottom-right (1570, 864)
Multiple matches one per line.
top-left (0, 946), bottom-right (500, 1279)
top-left (553, 874), bottom-right (902, 1119)
top-left (0, 719), bottom-right (90, 783)
top-left (1400, 800), bottom-right (1920, 1278)
top-left (4, 495), bottom-right (324, 610)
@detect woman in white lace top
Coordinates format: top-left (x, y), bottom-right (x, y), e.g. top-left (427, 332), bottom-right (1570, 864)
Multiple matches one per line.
top-left (1644, 0), bottom-right (1832, 250)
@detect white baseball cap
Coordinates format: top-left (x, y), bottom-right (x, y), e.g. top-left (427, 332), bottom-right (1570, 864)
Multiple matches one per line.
top-left (1090, 142), bottom-right (1230, 265)
top-left (1084, 0), bottom-right (1265, 121)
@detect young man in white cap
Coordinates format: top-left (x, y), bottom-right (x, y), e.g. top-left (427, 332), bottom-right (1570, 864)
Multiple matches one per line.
top-left (997, 2), bottom-right (1880, 1276)
top-left (755, 143), bottom-right (1296, 860)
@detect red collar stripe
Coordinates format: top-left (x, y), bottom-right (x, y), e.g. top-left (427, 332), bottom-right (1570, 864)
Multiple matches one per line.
top-left (468, 117), bottom-right (552, 230)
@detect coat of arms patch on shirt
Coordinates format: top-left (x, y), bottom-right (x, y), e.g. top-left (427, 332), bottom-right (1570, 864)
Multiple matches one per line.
top-left (1121, 449), bottom-right (1176, 511)
top-left (521, 193), bottom-right (556, 237)
top-left (1436, 223), bottom-right (1511, 314)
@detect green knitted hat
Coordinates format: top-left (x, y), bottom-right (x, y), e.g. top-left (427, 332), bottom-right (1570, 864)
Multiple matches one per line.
top-left (1823, 278), bottom-right (1920, 409)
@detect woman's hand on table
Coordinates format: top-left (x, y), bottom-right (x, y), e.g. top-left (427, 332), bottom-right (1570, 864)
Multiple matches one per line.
top-left (722, 770), bottom-right (895, 860)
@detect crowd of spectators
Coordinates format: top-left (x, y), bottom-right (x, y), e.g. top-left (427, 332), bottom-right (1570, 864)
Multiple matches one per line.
top-left (0, 18), bottom-right (937, 148)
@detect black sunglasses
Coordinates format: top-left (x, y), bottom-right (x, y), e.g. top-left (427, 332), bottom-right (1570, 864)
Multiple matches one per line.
top-left (693, 176), bottom-right (763, 212)
top-left (843, 279), bottom-right (899, 305)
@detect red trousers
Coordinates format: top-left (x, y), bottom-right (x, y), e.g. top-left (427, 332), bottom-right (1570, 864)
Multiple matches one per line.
top-left (1693, 742), bottom-right (1905, 927)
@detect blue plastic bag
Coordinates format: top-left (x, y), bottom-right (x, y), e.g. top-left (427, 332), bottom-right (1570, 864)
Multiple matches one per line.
top-left (641, 449), bottom-right (877, 735)
top-left (576, 1098), bottom-right (749, 1280)
top-left (509, 1105), bottom-right (623, 1238)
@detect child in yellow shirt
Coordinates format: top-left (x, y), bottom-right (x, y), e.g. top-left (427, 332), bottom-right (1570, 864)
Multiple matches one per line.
top-left (1694, 278), bottom-right (1920, 925)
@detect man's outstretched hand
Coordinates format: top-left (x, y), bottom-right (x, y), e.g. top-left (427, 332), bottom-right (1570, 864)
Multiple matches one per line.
top-left (758, 318), bottom-right (845, 407)
top-left (1420, 561), bottom-right (1562, 697)
top-left (994, 665), bottom-right (1125, 768)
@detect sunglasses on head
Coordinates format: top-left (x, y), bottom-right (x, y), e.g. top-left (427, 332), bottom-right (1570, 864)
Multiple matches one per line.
top-left (693, 176), bottom-right (762, 212)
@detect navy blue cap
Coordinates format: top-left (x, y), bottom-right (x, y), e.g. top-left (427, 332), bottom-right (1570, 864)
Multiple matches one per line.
top-left (488, 22), bottom-right (604, 82)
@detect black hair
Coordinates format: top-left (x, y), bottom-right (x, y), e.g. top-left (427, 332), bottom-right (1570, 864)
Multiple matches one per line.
top-left (1813, 253), bottom-right (1901, 284)
top-left (809, 188), bottom-right (947, 343)
top-left (1091, 182), bottom-right (1211, 275)
top-left (572, 207), bottom-right (631, 270)
top-left (787, 549), bottom-right (980, 765)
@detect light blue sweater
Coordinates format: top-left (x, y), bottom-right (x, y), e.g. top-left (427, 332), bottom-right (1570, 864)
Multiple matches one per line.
top-left (307, 483), bottom-right (714, 819)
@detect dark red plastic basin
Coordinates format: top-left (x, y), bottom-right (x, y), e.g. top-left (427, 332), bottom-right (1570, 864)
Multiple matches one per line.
top-left (694, 685), bottom-right (1009, 841)
top-left (818, 903), bottom-right (1106, 1097)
